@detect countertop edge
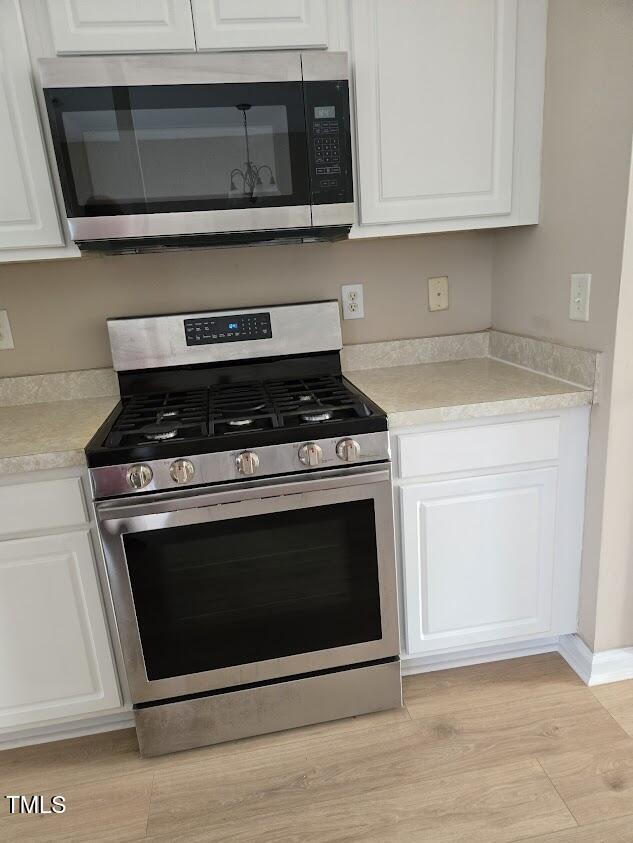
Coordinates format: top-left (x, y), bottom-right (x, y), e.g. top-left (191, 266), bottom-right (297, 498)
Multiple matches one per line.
top-left (0, 449), bottom-right (87, 476)
top-left (386, 390), bottom-right (593, 429)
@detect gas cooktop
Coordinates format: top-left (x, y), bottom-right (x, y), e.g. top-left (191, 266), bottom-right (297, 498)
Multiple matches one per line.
top-left (87, 302), bottom-right (389, 498)
top-left (103, 374), bottom-right (376, 448)
top-left (87, 372), bottom-right (385, 469)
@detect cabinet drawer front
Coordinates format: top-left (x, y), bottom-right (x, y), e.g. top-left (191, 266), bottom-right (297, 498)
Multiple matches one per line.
top-left (0, 478), bottom-right (87, 537)
top-left (398, 417), bottom-right (560, 479)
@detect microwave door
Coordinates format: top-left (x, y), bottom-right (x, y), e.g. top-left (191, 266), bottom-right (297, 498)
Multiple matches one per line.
top-left (44, 81), bottom-right (312, 242)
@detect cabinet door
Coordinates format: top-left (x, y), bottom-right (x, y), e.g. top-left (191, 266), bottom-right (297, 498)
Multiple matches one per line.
top-left (401, 468), bottom-right (557, 655)
top-left (192, 0), bottom-right (328, 51)
top-left (47, 0), bottom-right (196, 54)
top-left (351, 0), bottom-right (518, 225)
top-left (0, 531), bottom-right (121, 730)
top-left (0, 0), bottom-right (63, 253)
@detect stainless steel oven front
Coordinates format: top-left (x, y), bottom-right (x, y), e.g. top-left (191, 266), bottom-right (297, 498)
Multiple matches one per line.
top-left (96, 464), bottom-right (398, 705)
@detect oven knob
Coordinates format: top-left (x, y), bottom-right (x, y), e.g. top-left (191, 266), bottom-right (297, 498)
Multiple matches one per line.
top-left (336, 438), bottom-right (361, 462)
top-left (170, 459), bottom-right (195, 484)
top-left (236, 451), bottom-right (260, 475)
top-left (299, 442), bottom-right (323, 467)
top-left (126, 464), bottom-right (153, 490)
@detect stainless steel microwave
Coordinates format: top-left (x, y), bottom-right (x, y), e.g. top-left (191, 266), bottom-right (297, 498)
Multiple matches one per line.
top-left (39, 52), bottom-right (354, 253)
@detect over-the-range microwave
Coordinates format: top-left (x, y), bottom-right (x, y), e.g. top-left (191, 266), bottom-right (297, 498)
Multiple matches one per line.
top-left (39, 51), bottom-right (354, 253)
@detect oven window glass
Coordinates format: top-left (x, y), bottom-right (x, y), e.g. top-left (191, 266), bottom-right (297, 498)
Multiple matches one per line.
top-left (45, 82), bottom-right (309, 217)
top-left (123, 500), bottom-right (382, 681)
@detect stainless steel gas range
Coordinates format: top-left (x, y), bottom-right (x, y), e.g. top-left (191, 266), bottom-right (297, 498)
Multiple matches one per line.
top-left (88, 301), bottom-right (401, 756)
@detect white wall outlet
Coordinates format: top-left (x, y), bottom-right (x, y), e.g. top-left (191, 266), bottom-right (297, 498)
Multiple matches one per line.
top-left (341, 283), bottom-right (365, 320)
top-left (570, 273), bottom-right (591, 322)
top-left (0, 310), bottom-right (14, 350)
top-left (428, 276), bottom-right (449, 311)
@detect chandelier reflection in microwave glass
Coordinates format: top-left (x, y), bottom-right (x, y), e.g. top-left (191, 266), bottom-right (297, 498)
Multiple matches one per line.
top-left (228, 103), bottom-right (281, 200)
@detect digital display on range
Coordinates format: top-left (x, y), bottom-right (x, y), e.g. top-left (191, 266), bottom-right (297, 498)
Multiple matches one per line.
top-left (184, 313), bottom-right (272, 346)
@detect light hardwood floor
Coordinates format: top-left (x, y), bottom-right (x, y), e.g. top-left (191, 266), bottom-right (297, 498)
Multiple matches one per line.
top-left (3, 654), bottom-right (633, 841)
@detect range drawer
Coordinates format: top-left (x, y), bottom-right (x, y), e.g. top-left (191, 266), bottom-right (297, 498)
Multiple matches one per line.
top-left (397, 416), bottom-right (561, 479)
top-left (0, 477), bottom-right (87, 537)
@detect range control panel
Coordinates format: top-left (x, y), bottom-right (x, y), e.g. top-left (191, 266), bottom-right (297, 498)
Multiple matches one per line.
top-left (184, 312), bottom-right (272, 346)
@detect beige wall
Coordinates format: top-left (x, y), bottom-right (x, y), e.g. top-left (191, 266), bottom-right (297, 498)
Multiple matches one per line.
top-left (593, 143), bottom-right (633, 652)
top-left (492, 0), bottom-right (633, 649)
top-left (0, 231), bottom-right (492, 377)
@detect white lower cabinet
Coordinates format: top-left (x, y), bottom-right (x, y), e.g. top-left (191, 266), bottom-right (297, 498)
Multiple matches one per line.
top-left (394, 408), bottom-right (590, 659)
top-left (401, 468), bottom-right (557, 653)
top-left (0, 530), bottom-right (120, 730)
top-left (0, 471), bottom-right (122, 738)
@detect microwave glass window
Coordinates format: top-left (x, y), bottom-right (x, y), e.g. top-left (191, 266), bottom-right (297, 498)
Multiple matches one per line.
top-left (62, 109), bottom-right (143, 208)
top-left (132, 105), bottom-right (293, 202)
top-left (46, 82), bottom-right (310, 216)
top-left (61, 104), bottom-right (293, 208)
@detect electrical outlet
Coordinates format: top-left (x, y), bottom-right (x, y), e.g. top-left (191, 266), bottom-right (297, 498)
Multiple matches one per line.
top-left (341, 283), bottom-right (365, 320)
top-left (570, 273), bottom-right (591, 321)
top-left (0, 310), bottom-right (14, 350)
top-left (428, 276), bottom-right (449, 311)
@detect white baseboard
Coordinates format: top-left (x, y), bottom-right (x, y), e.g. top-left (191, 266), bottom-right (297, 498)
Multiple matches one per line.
top-left (3, 636), bottom-right (633, 751)
top-left (559, 634), bottom-right (633, 686)
top-left (404, 633), bottom-right (633, 688)
top-left (557, 634), bottom-right (593, 684)
top-left (0, 710), bottom-right (134, 751)
top-left (401, 637), bottom-right (560, 675)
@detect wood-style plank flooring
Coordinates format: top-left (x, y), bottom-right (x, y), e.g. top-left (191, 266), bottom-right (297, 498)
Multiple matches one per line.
top-left (3, 654), bottom-right (633, 841)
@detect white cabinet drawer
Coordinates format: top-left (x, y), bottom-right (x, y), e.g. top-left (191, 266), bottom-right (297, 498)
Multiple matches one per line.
top-left (397, 417), bottom-right (560, 479)
top-left (0, 478), bottom-right (87, 537)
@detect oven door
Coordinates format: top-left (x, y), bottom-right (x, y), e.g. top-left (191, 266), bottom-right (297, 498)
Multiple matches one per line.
top-left (97, 466), bottom-right (398, 704)
top-left (44, 75), bottom-right (310, 241)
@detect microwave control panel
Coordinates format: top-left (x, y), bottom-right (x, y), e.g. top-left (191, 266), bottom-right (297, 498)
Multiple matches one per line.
top-left (184, 313), bottom-right (271, 346)
top-left (305, 81), bottom-right (353, 206)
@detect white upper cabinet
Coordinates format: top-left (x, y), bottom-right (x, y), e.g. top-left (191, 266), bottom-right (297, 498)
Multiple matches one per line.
top-left (47, 0), bottom-right (196, 54)
top-left (350, 0), bottom-right (547, 236)
top-left (0, 0), bottom-right (63, 254)
top-left (45, 0), bottom-right (329, 54)
top-left (192, 0), bottom-right (329, 51)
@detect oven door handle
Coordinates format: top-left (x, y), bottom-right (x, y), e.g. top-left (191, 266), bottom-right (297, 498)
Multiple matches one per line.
top-left (95, 465), bottom-right (391, 523)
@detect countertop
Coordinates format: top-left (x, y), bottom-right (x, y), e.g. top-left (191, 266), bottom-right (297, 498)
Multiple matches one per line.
top-left (345, 357), bottom-right (593, 427)
top-left (0, 396), bottom-right (119, 474)
top-left (0, 358), bottom-right (593, 474)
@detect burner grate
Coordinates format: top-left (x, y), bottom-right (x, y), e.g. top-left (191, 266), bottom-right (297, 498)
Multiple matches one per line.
top-left (209, 382), bottom-right (278, 436)
top-left (267, 376), bottom-right (370, 426)
top-left (104, 375), bottom-right (374, 450)
top-left (105, 389), bottom-right (208, 447)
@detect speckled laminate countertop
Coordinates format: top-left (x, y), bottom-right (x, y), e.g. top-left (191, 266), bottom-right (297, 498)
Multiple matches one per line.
top-left (344, 358), bottom-right (593, 427)
top-left (0, 357), bottom-right (593, 474)
top-left (0, 396), bottom-right (119, 474)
